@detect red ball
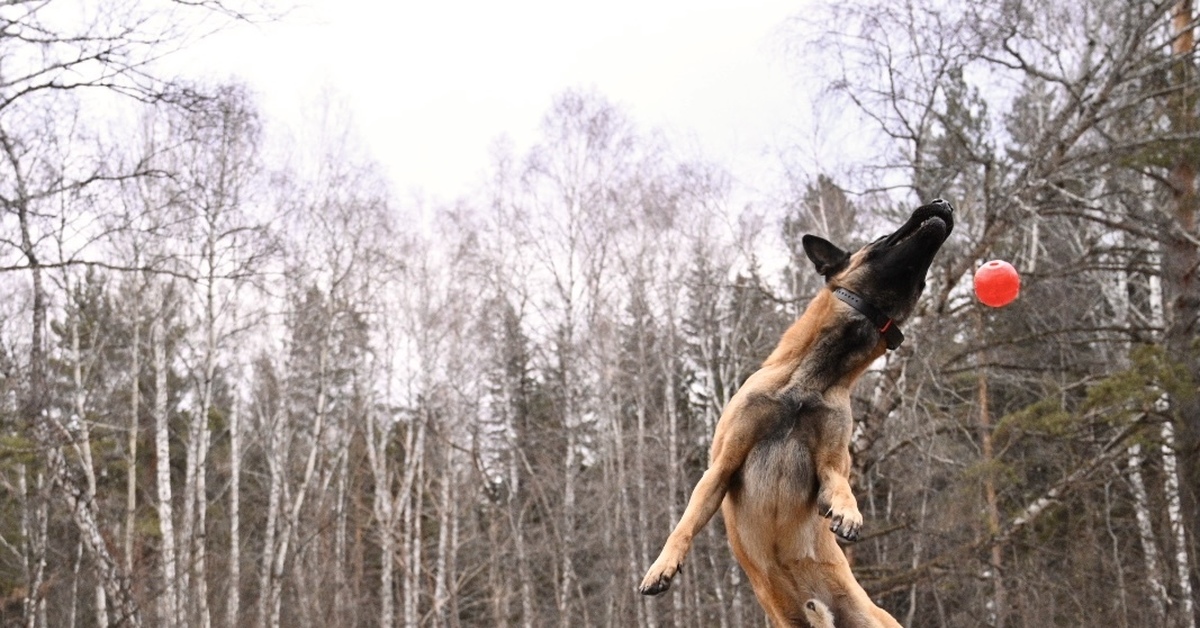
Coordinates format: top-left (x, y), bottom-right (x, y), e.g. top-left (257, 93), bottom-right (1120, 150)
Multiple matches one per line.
top-left (974, 260), bottom-right (1020, 307)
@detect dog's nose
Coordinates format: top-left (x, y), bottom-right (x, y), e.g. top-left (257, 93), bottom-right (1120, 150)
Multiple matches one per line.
top-left (926, 199), bottom-right (955, 213)
top-left (927, 198), bottom-right (954, 212)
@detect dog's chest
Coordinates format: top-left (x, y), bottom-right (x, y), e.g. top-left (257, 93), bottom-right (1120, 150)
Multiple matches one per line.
top-left (737, 412), bottom-right (819, 509)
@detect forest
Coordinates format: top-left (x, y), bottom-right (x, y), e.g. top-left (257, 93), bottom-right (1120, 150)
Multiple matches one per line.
top-left (1, 0), bottom-right (1198, 627)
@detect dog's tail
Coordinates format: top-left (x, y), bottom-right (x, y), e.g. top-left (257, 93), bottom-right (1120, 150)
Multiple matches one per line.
top-left (802, 599), bottom-right (835, 628)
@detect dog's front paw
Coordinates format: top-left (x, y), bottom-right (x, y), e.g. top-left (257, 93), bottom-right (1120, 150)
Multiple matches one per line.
top-left (818, 493), bottom-right (863, 542)
top-left (638, 557), bottom-right (681, 595)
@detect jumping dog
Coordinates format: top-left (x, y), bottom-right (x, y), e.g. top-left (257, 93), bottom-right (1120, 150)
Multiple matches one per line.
top-left (638, 199), bottom-right (954, 627)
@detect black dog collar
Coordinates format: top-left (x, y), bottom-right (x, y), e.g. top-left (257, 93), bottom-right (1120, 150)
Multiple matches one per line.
top-left (832, 287), bottom-right (904, 350)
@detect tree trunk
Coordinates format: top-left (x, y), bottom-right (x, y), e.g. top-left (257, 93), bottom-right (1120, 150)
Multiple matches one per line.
top-left (257, 402), bottom-right (283, 628)
top-left (1152, 230), bottom-right (1198, 628)
top-left (635, 390), bottom-right (655, 628)
top-left (153, 312), bottom-right (179, 626)
top-left (662, 321), bottom-right (685, 627)
top-left (975, 308), bottom-right (1007, 628)
top-left (365, 409), bottom-right (399, 628)
top-left (1162, 422), bottom-right (1197, 628)
top-left (180, 270), bottom-right (217, 627)
top-left (612, 390), bottom-right (639, 626)
top-left (1167, 7), bottom-right (1200, 624)
top-left (402, 412), bottom-right (427, 628)
top-left (558, 424), bottom-right (576, 628)
top-left (49, 443), bottom-right (142, 626)
top-left (487, 511), bottom-right (507, 627)
top-left (268, 342), bottom-right (331, 628)
top-left (511, 443), bottom-right (534, 628)
top-left (1127, 444), bottom-right (1167, 620)
top-left (227, 395), bottom-right (242, 628)
top-left (11, 147), bottom-right (140, 624)
top-left (433, 459), bottom-right (455, 626)
top-left (20, 466), bottom-right (48, 628)
top-left (69, 305), bottom-right (109, 627)
top-left (334, 447), bottom-right (349, 623)
top-left (125, 305), bottom-right (139, 591)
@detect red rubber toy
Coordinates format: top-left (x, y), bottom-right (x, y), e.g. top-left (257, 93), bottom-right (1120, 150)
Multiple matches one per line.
top-left (974, 260), bottom-right (1020, 307)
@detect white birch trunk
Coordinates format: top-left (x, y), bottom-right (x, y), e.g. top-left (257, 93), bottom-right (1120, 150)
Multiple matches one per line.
top-left (125, 313), bottom-right (139, 584)
top-left (663, 327), bottom-right (684, 627)
top-left (334, 447), bottom-right (349, 622)
top-left (191, 423), bottom-right (211, 628)
top-left (1161, 421), bottom-right (1196, 628)
top-left (511, 442), bottom-right (534, 628)
top-left (68, 307), bottom-right (108, 626)
top-left (487, 513), bottom-right (506, 627)
top-left (558, 426), bottom-right (576, 628)
top-left (402, 416), bottom-right (427, 628)
top-left (191, 314), bottom-right (215, 628)
top-left (70, 537), bottom-right (82, 627)
top-left (704, 526), bottom-right (730, 628)
top-left (268, 341), bottom-right (331, 628)
top-left (179, 403), bottom-right (195, 620)
top-left (634, 394), bottom-right (655, 628)
top-left (153, 314), bottom-right (179, 626)
top-left (1099, 228), bottom-right (1170, 621)
top-left (52, 457), bottom-right (141, 626)
top-left (20, 466), bottom-right (47, 628)
top-left (1150, 257), bottom-right (1197, 628)
top-left (433, 459), bottom-right (454, 626)
top-left (256, 403), bottom-right (283, 628)
top-left (227, 395), bottom-right (242, 628)
top-left (189, 205), bottom-right (225, 628)
top-left (365, 409), bottom-right (399, 628)
top-left (448, 480), bottom-right (461, 625)
top-left (612, 400), bottom-right (640, 627)
top-left (380, 502), bottom-right (397, 627)
top-left (1125, 444), bottom-right (1166, 619)
top-left (180, 285), bottom-right (216, 627)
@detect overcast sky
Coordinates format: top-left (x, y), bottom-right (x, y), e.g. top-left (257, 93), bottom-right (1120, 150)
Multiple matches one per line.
top-left (172, 1), bottom-right (811, 202)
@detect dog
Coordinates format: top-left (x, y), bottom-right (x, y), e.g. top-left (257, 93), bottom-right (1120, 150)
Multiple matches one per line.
top-left (638, 199), bottom-right (954, 627)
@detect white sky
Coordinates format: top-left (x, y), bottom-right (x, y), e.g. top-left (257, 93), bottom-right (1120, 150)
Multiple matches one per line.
top-left (171, 0), bottom-right (812, 202)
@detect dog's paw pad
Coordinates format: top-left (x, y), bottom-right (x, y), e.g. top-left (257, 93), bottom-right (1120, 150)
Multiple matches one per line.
top-left (823, 504), bottom-right (863, 542)
top-left (638, 560), bottom-right (680, 596)
top-left (637, 577), bottom-right (671, 596)
top-left (831, 519), bottom-right (862, 542)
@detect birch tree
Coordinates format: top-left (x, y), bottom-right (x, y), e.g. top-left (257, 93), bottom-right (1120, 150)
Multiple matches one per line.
top-left (156, 82), bottom-right (270, 627)
top-left (518, 90), bottom-right (641, 626)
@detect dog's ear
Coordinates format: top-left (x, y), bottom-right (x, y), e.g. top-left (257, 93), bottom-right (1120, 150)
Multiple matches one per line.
top-left (802, 235), bottom-right (850, 279)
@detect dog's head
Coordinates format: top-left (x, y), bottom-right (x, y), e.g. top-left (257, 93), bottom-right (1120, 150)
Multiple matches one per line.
top-left (802, 198), bottom-right (954, 328)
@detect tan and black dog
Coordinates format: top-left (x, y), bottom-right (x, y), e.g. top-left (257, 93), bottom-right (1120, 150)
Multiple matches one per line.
top-left (639, 199), bottom-right (954, 627)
